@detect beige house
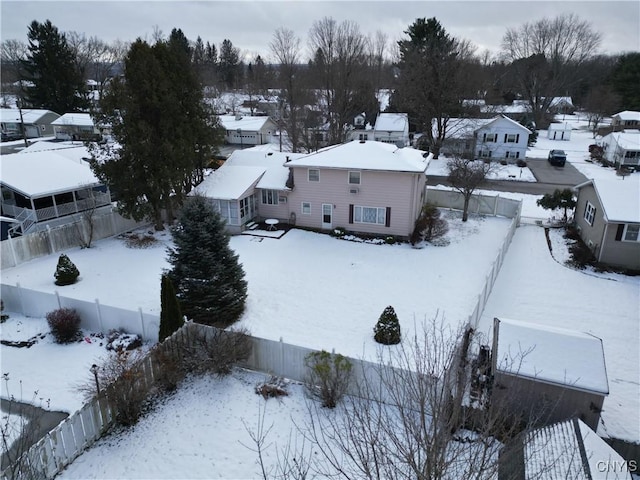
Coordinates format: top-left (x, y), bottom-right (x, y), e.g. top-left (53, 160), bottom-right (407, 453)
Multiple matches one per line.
top-left (490, 317), bottom-right (609, 431)
top-left (52, 113), bottom-right (106, 141)
top-left (0, 108), bottom-right (60, 138)
top-left (573, 177), bottom-right (640, 270)
top-left (218, 115), bottom-right (278, 146)
top-left (286, 140), bottom-right (430, 239)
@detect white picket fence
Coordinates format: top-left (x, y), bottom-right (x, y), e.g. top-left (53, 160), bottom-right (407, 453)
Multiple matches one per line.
top-left (1, 210), bottom-right (148, 269)
top-left (0, 284), bottom-right (160, 343)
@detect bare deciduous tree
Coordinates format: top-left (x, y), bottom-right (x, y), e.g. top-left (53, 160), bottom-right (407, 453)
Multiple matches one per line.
top-left (447, 157), bottom-right (494, 221)
top-left (501, 13), bottom-right (602, 129)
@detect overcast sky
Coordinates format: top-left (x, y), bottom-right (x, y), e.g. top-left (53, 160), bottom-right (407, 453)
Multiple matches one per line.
top-left (2, 1), bottom-right (638, 61)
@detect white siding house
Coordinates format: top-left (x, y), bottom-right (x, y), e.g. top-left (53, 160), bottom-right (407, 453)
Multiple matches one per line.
top-left (373, 113), bottom-right (410, 146)
top-left (474, 115), bottom-right (530, 161)
top-left (218, 115), bottom-right (278, 146)
top-left (599, 131), bottom-right (640, 170)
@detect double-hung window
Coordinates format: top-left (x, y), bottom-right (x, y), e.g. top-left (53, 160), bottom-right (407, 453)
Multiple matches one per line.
top-left (302, 202), bottom-right (311, 215)
top-left (504, 134), bottom-right (519, 143)
top-left (623, 224), bottom-right (640, 242)
top-left (584, 201), bottom-right (596, 226)
top-left (308, 169), bottom-right (320, 182)
top-left (483, 133), bottom-right (497, 143)
top-left (348, 171), bottom-right (361, 185)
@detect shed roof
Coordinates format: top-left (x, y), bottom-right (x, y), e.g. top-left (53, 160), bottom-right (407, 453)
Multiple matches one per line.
top-left (287, 140), bottom-right (430, 173)
top-left (548, 122), bottom-right (572, 131)
top-left (374, 113), bottom-right (408, 133)
top-left (0, 108), bottom-right (59, 124)
top-left (0, 150), bottom-right (101, 198)
top-left (613, 110), bottom-right (640, 121)
top-left (494, 317), bottom-right (609, 395)
top-left (575, 176), bottom-right (640, 223)
top-left (523, 418), bottom-right (630, 480)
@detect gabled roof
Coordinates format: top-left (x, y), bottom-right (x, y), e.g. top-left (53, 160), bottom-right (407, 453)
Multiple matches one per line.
top-left (217, 115), bottom-right (275, 132)
top-left (51, 113), bottom-right (95, 127)
top-left (286, 140), bottom-right (430, 173)
top-left (374, 113), bottom-right (408, 133)
top-left (435, 117), bottom-right (492, 139)
top-left (574, 176), bottom-right (640, 223)
top-left (523, 418), bottom-right (631, 480)
top-left (477, 115), bottom-right (531, 133)
top-left (548, 122), bottom-right (572, 131)
top-left (192, 144), bottom-right (304, 200)
top-left (494, 317), bottom-right (609, 395)
top-left (602, 131), bottom-right (640, 151)
top-left (0, 108), bottom-right (59, 124)
top-left (0, 151), bottom-right (101, 198)
top-left (613, 110), bottom-right (640, 121)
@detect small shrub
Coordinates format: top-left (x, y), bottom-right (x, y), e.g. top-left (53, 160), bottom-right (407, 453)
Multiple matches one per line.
top-left (500, 159), bottom-right (508, 165)
top-left (181, 326), bottom-right (252, 376)
top-left (106, 329), bottom-right (142, 351)
top-left (374, 305), bottom-right (401, 345)
top-left (46, 308), bottom-right (81, 343)
top-left (1, 300), bottom-right (8, 323)
top-left (255, 376), bottom-right (289, 399)
top-left (305, 350), bottom-right (352, 408)
top-left (331, 227), bottom-right (346, 238)
top-left (150, 346), bottom-right (184, 392)
top-left (516, 159), bottom-right (527, 168)
top-left (54, 254), bottom-right (80, 286)
top-left (411, 204), bottom-right (449, 245)
top-left (385, 235), bottom-right (396, 245)
top-left (122, 233), bottom-right (158, 249)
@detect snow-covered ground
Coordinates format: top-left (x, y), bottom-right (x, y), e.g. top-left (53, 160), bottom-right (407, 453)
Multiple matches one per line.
top-left (426, 156), bottom-right (537, 181)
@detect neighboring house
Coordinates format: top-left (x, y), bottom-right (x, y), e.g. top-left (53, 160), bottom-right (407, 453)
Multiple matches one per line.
top-left (611, 110), bottom-right (640, 131)
top-left (346, 113), bottom-right (373, 143)
top-left (0, 108), bottom-right (60, 138)
top-left (51, 113), bottom-right (106, 141)
top-left (547, 122), bottom-right (572, 141)
top-left (547, 96), bottom-right (575, 115)
top-left (0, 148), bottom-right (111, 236)
top-left (286, 140), bottom-right (431, 239)
top-left (373, 113), bottom-right (410, 146)
top-left (573, 177), bottom-right (640, 270)
top-left (598, 131), bottom-right (640, 170)
top-left (490, 317), bottom-right (609, 431)
top-left (499, 418), bottom-right (631, 480)
top-left (480, 101), bottom-right (531, 122)
top-left (439, 115), bottom-right (529, 161)
top-left (218, 114), bottom-right (278, 146)
top-left (192, 144), bottom-right (305, 234)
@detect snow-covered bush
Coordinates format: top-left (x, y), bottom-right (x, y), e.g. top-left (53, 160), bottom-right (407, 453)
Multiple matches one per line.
top-left (305, 350), bottom-right (352, 408)
top-left (46, 308), bottom-right (81, 343)
top-left (374, 305), bottom-right (401, 345)
top-left (53, 253), bottom-right (80, 286)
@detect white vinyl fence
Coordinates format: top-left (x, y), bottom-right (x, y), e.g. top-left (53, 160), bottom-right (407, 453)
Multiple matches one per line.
top-left (0, 284), bottom-right (160, 343)
top-left (1, 211), bottom-right (148, 269)
top-left (425, 188), bottom-right (522, 221)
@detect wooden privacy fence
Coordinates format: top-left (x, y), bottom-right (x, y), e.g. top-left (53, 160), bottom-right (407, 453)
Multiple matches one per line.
top-left (1, 210), bottom-right (148, 269)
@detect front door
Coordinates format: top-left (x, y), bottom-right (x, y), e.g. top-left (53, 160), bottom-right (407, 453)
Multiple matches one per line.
top-left (322, 203), bottom-right (332, 229)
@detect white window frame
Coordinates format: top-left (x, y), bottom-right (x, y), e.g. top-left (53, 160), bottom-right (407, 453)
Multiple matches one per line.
top-left (261, 189), bottom-right (279, 205)
top-left (354, 205), bottom-right (386, 225)
top-left (358, 133), bottom-right (368, 141)
top-left (483, 133), bottom-right (497, 143)
top-left (302, 202), bottom-right (311, 215)
top-left (308, 169), bottom-right (320, 182)
top-left (505, 133), bottom-right (518, 143)
top-left (348, 171), bottom-right (361, 185)
top-left (584, 201), bottom-right (596, 226)
top-left (623, 224), bottom-right (640, 242)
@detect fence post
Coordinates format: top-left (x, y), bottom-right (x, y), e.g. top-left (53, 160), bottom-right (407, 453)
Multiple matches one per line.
top-left (55, 290), bottom-right (61, 309)
top-left (279, 337), bottom-right (284, 377)
top-left (46, 224), bottom-right (56, 254)
top-left (494, 194), bottom-right (499, 216)
top-left (95, 299), bottom-right (104, 332)
top-left (139, 307), bottom-right (146, 340)
top-left (7, 233), bottom-right (18, 267)
top-left (16, 282), bottom-right (26, 315)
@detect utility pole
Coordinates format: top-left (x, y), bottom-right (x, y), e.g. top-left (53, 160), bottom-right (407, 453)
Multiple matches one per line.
top-left (17, 100), bottom-right (28, 148)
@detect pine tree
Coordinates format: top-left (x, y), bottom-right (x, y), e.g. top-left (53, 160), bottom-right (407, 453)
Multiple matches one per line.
top-left (159, 274), bottom-right (184, 342)
top-left (218, 39), bottom-right (240, 89)
top-left (21, 20), bottom-right (88, 113)
top-left (374, 306), bottom-right (401, 345)
top-left (167, 197), bottom-right (248, 327)
top-left (54, 254), bottom-right (80, 286)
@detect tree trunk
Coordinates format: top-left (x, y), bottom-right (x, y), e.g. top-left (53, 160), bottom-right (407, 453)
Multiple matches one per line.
top-left (462, 195), bottom-right (470, 222)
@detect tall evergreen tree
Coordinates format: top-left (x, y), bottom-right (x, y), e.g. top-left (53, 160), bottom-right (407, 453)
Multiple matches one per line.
top-left (218, 39), bottom-right (240, 89)
top-left (21, 20), bottom-right (88, 113)
top-left (609, 52), bottom-right (640, 111)
top-left (159, 274), bottom-right (183, 342)
top-left (90, 35), bottom-right (223, 229)
top-left (391, 17), bottom-right (471, 158)
top-left (167, 197), bottom-right (248, 327)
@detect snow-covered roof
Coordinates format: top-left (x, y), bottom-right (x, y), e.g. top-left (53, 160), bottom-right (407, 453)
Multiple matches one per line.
top-left (548, 122), bottom-right (572, 131)
top-left (374, 113), bottom-right (408, 133)
top-left (575, 176), bottom-right (640, 223)
top-left (286, 140), bottom-right (430, 173)
top-left (478, 115), bottom-right (531, 133)
top-left (524, 418), bottom-right (631, 480)
top-left (192, 145), bottom-right (304, 200)
top-left (217, 115), bottom-right (275, 132)
top-left (0, 151), bottom-right (101, 198)
top-left (51, 113), bottom-right (95, 127)
top-left (495, 318), bottom-right (609, 395)
top-left (603, 131), bottom-right (640, 151)
top-left (548, 96), bottom-right (574, 107)
top-left (613, 110), bottom-right (640, 121)
top-left (0, 108), bottom-right (58, 124)
top-left (434, 118), bottom-right (492, 139)
top-left (481, 103), bottom-right (531, 114)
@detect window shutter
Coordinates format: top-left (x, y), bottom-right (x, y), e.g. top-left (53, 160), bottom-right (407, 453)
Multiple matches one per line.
top-left (385, 207), bottom-right (391, 227)
top-left (483, 133), bottom-right (486, 142)
top-left (349, 204), bottom-right (354, 224)
top-left (504, 134), bottom-right (507, 143)
top-left (516, 134), bottom-right (520, 143)
top-left (615, 224), bottom-right (624, 241)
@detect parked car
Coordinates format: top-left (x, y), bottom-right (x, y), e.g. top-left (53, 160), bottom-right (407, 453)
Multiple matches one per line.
top-left (1, 131), bottom-right (22, 142)
top-left (548, 149), bottom-right (567, 167)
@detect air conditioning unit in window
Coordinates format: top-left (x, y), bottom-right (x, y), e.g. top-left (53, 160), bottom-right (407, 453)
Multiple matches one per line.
top-left (278, 196), bottom-right (287, 204)
top-left (349, 187), bottom-right (359, 194)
